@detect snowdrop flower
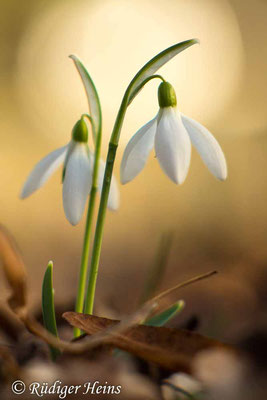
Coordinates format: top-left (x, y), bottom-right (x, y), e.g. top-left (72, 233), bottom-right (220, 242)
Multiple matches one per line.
top-left (121, 81), bottom-right (227, 185)
top-left (20, 117), bottom-right (119, 225)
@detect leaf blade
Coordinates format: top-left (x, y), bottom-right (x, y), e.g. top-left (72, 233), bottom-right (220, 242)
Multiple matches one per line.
top-left (42, 261), bottom-right (60, 361)
top-left (145, 300), bottom-right (185, 327)
top-left (63, 312), bottom-right (231, 373)
top-left (69, 55), bottom-right (102, 138)
top-left (127, 39), bottom-right (199, 103)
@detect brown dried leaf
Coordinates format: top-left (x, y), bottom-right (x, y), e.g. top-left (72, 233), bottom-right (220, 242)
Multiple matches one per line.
top-left (63, 313), bottom-right (232, 373)
top-left (15, 301), bottom-right (156, 355)
top-left (0, 225), bottom-right (27, 314)
top-left (0, 345), bottom-right (20, 381)
top-left (0, 306), bottom-right (24, 341)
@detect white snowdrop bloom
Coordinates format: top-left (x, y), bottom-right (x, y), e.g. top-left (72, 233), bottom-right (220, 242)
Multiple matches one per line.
top-left (20, 118), bottom-right (119, 225)
top-left (121, 82), bottom-right (227, 185)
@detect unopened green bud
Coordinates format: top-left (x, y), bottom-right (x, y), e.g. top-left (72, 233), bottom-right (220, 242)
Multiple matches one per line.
top-left (158, 82), bottom-right (177, 108)
top-left (72, 117), bottom-right (88, 142)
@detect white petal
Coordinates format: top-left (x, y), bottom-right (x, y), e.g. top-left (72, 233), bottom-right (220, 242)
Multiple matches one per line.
top-left (63, 144), bottom-right (92, 225)
top-left (181, 114), bottom-right (227, 180)
top-left (98, 159), bottom-right (120, 211)
top-left (120, 117), bottom-right (157, 184)
top-left (155, 108), bottom-right (191, 184)
top-left (20, 145), bottom-right (68, 198)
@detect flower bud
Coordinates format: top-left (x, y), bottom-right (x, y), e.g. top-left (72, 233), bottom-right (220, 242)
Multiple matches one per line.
top-left (72, 117), bottom-right (88, 142)
top-left (158, 82), bottom-right (177, 108)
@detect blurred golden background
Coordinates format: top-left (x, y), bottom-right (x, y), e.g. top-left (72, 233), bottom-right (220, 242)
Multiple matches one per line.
top-left (1, 0), bottom-right (267, 339)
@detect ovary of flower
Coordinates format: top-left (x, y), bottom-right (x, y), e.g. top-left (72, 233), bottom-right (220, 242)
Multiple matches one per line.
top-left (20, 120), bottom-right (119, 225)
top-left (120, 82), bottom-right (227, 185)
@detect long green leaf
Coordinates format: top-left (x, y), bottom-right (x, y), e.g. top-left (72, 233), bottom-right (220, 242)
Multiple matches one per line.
top-left (69, 55), bottom-right (102, 138)
top-left (110, 38), bottom-right (199, 145)
top-left (127, 38), bottom-right (199, 104)
top-left (42, 261), bottom-right (60, 361)
top-left (145, 300), bottom-right (185, 327)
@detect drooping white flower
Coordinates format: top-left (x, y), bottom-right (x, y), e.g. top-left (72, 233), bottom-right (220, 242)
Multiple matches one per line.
top-left (20, 118), bottom-right (119, 225)
top-left (121, 82), bottom-right (227, 185)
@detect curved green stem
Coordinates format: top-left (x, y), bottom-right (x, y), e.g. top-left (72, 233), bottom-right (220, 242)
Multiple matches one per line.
top-left (84, 76), bottom-right (163, 314)
top-left (74, 114), bottom-right (102, 337)
top-left (127, 74), bottom-right (165, 106)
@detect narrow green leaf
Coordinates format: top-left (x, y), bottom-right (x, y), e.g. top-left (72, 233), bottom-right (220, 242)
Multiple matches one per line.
top-left (114, 300), bottom-right (184, 358)
top-left (42, 261), bottom-right (60, 361)
top-left (145, 300), bottom-right (185, 327)
top-left (69, 55), bottom-right (102, 139)
top-left (127, 39), bottom-right (199, 104)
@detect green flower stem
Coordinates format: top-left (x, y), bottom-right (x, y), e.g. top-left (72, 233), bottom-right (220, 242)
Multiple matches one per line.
top-left (84, 75), bottom-right (164, 315)
top-left (84, 39), bottom-right (198, 314)
top-left (74, 114), bottom-right (102, 338)
top-left (73, 188), bottom-right (97, 337)
top-left (84, 142), bottom-right (119, 314)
